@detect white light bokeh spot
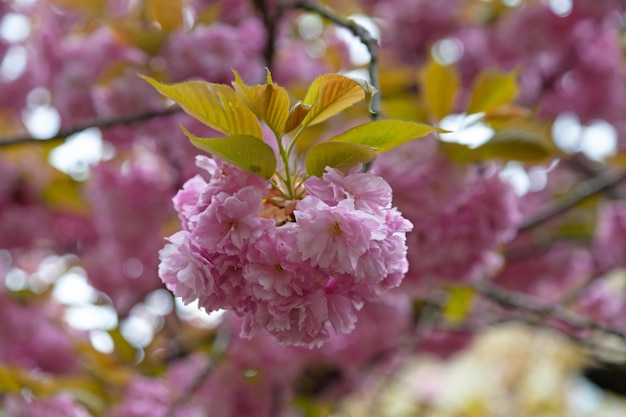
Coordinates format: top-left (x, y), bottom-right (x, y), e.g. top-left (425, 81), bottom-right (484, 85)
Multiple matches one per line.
top-left (90, 330), bottom-right (115, 354)
top-left (335, 14), bottom-right (380, 66)
top-left (548, 0), bottom-right (573, 17)
top-left (1, 45), bottom-right (27, 81)
top-left (49, 128), bottom-right (108, 180)
top-left (23, 105), bottom-right (61, 139)
top-left (439, 113), bottom-right (494, 148)
top-left (52, 268), bottom-right (98, 305)
top-left (552, 113), bottom-right (617, 162)
top-left (175, 298), bottom-right (226, 328)
top-left (0, 13), bottom-right (30, 42)
top-left (65, 304), bottom-right (119, 331)
top-left (432, 37), bottom-right (464, 66)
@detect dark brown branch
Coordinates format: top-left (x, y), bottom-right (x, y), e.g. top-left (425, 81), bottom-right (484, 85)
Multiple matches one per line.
top-left (163, 360), bottom-right (213, 417)
top-left (519, 168), bottom-right (626, 232)
top-left (566, 155), bottom-right (626, 200)
top-left (470, 281), bottom-right (626, 341)
top-left (253, 0), bottom-right (280, 70)
top-left (0, 107), bottom-right (181, 147)
top-left (163, 326), bottom-right (231, 417)
top-left (282, 1), bottom-right (381, 120)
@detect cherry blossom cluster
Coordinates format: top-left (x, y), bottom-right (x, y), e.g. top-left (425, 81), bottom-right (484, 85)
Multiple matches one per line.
top-left (372, 138), bottom-right (521, 288)
top-left (159, 155), bottom-right (412, 347)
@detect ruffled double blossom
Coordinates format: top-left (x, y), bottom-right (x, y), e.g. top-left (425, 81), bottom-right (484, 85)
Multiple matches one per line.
top-left (143, 70), bottom-right (440, 347)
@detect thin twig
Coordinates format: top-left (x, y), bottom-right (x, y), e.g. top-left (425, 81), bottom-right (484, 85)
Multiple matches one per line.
top-left (519, 168), bottom-right (626, 231)
top-left (470, 281), bottom-right (626, 341)
top-left (163, 326), bottom-right (230, 417)
top-left (0, 107), bottom-right (181, 147)
top-left (163, 360), bottom-right (213, 417)
top-left (282, 1), bottom-right (381, 120)
top-left (566, 155), bottom-right (626, 200)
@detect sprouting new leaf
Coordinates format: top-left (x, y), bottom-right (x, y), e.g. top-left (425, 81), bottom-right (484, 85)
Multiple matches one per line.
top-left (232, 69), bottom-right (290, 138)
top-left (301, 74), bottom-right (377, 127)
top-left (305, 142), bottom-right (376, 177)
top-left (139, 74), bottom-right (263, 138)
top-left (467, 68), bottom-right (519, 114)
top-left (329, 120), bottom-right (443, 153)
top-left (284, 102), bottom-right (311, 133)
top-left (183, 127), bottom-right (277, 179)
top-left (418, 58), bottom-right (460, 121)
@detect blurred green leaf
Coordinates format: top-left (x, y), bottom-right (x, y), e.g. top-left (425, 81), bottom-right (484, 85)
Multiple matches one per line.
top-left (474, 121), bottom-right (556, 163)
top-left (419, 58), bottom-right (460, 120)
top-left (144, 0), bottom-right (184, 32)
top-left (108, 328), bottom-right (138, 364)
top-left (467, 68), bottom-right (519, 114)
top-left (0, 364), bottom-right (22, 393)
top-left (443, 286), bottom-right (475, 325)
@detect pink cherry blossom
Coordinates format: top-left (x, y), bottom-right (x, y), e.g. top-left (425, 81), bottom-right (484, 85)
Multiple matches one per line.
top-left (160, 159), bottom-right (412, 347)
top-left (373, 139), bottom-right (521, 289)
top-left (194, 186), bottom-right (274, 254)
top-left (0, 292), bottom-right (79, 375)
top-left (3, 394), bottom-right (93, 417)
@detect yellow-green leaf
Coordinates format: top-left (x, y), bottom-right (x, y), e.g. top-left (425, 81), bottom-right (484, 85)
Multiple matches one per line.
top-left (139, 74), bottom-right (263, 138)
top-left (0, 364), bottom-right (22, 393)
top-left (467, 68), bottom-right (519, 114)
top-left (232, 69), bottom-right (291, 138)
top-left (443, 286), bottom-right (475, 325)
top-left (305, 142), bottom-right (376, 177)
top-left (183, 127), bottom-right (277, 179)
top-left (419, 58), bottom-right (460, 120)
top-left (438, 141), bottom-right (480, 164)
top-left (474, 121), bottom-right (556, 163)
top-left (301, 74), bottom-right (377, 127)
top-left (145, 0), bottom-right (184, 32)
top-left (329, 120), bottom-right (443, 153)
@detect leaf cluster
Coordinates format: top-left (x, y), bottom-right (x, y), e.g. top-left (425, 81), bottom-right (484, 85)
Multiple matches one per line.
top-left (140, 70), bottom-right (442, 185)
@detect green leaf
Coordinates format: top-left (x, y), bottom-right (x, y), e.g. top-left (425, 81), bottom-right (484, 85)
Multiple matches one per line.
top-left (474, 121), bottom-right (555, 163)
top-left (467, 68), bottom-right (519, 114)
top-left (418, 58), bottom-right (460, 120)
top-left (305, 142), bottom-right (376, 177)
top-left (443, 286), bottom-right (475, 325)
top-left (232, 69), bottom-right (291, 138)
top-left (301, 74), bottom-right (377, 127)
top-left (329, 120), bottom-right (443, 153)
top-left (183, 127), bottom-right (277, 179)
top-left (139, 74), bottom-right (262, 138)
top-left (0, 364), bottom-right (22, 393)
top-left (438, 141), bottom-right (480, 164)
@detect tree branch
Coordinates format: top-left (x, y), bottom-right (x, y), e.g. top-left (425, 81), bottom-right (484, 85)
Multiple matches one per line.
top-left (163, 326), bottom-right (230, 417)
top-left (470, 281), bottom-right (626, 341)
top-left (519, 167), bottom-right (626, 232)
top-left (566, 155), bottom-right (626, 200)
top-left (253, 0), bottom-right (280, 71)
top-left (282, 1), bottom-right (381, 120)
top-left (163, 360), bottom-right (213, 417)
top-left (0, 107), bottom-right (181, 147)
